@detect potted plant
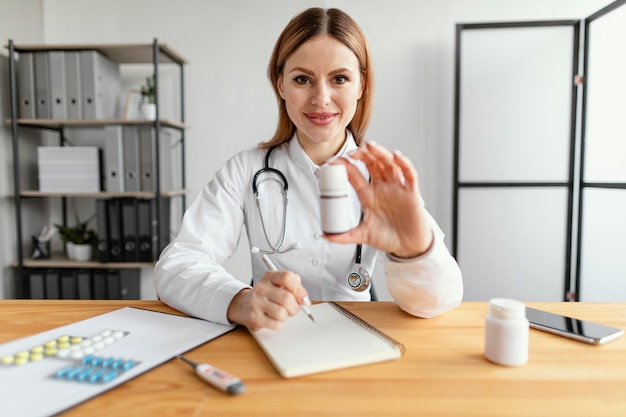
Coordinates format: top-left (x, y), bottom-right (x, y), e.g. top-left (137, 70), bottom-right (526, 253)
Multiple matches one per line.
top-left (55, 215), bottom-right (98, 262)
top-left (140, 75), bottom-right (156, 120)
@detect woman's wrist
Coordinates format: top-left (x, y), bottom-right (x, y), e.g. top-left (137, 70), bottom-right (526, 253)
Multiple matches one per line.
top-left (389, 230), bottom-right (434, 259)
top-left (226, 288), bottom-right (252, 325)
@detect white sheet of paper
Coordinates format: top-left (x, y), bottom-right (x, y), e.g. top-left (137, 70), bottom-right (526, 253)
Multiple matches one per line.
top-left (0, 307), bottom-right (233, 417)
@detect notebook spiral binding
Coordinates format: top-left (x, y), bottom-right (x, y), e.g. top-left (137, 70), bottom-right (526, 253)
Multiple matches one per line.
top-left (328, 302), bottom-right (406, 354)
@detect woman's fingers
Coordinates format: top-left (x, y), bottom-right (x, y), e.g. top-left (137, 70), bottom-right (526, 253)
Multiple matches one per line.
top-left (349, 141), bottom-right (406, 184)
top-left (324, 140), bottom-right (431, 257)
top-left (392, 150), bottom-right (418, 190)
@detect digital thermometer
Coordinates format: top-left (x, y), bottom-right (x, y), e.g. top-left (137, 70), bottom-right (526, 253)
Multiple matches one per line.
top-left (177, 355), bottom-right (246, 395)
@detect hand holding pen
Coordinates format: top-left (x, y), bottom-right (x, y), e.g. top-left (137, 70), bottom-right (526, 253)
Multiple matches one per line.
top-left (261, 254), bottom-right (315, 323)
top-left (226, 253), bottom-right (315, 330)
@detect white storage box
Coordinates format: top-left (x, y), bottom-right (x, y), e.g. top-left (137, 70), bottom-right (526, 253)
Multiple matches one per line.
top-left (38, 176), bottom-right (100, 192)
top-left (37, 146), bottom-right (101, 192)
top-left (38, 161), bottom-right (99, 176)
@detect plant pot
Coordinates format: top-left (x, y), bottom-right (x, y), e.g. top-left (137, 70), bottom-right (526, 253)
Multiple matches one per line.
top-left (67, 242), bottom-right (92, 262)
top-left (142, 103), bottom-right (156, 120)
top-left (66, 242), bottom-right (75, 260)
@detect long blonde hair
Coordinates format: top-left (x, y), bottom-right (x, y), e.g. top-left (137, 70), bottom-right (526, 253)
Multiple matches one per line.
top-left (261, 7), bottom-right (374, 149)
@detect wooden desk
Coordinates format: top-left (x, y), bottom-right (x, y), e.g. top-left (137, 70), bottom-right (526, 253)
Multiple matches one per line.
top-left (1, 300), bottom-right (625, 417)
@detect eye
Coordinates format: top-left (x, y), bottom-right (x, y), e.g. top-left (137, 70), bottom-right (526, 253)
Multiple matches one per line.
top-left (334, 75), bottom-right (348, 85)
top-left (293, 75), bottom-right (310, 85)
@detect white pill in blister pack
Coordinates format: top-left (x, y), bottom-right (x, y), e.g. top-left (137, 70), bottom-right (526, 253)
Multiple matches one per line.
top-left (1, 329), bottom-right (130, 365)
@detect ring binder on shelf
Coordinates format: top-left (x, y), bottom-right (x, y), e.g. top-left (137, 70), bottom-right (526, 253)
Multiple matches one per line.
top-left (17, 51), bottom-right (36, 118)
top-left (123, 126), bottom-right (141, 192)
top-left (122, 198), bottom-right (139, 262)
top-left (33, 51), bottom-right (51, 119)
top-left (48, 51), bottom-right (67, 119)
top-left (80, 50), bottom-right (121, 119)
top-left (64, 51), bottom-right (83, 119)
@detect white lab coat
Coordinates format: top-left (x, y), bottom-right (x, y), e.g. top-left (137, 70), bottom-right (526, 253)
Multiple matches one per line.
top-left (154, 135), bottom-right (463, 325)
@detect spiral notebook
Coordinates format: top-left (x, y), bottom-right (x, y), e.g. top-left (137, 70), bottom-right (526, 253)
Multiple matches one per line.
top-left (250, 302), bottom-right (405, 378)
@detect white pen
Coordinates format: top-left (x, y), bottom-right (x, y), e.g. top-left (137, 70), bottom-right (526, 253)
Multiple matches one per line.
top-left (261, 254), bottom-right (316, 323)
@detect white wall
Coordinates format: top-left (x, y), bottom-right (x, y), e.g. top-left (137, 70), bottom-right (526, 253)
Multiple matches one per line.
top-left (0, 0), bottom-right (613, 299)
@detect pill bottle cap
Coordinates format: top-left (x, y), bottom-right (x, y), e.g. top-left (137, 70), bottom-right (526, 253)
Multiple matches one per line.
top-left (488, 298), bottom-right (526, 320)
top-left (319, 164), bottom-right (348, 196)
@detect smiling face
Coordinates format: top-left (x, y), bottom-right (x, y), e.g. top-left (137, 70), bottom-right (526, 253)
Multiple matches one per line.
top-left (277, 34), bottom-right (364, 164)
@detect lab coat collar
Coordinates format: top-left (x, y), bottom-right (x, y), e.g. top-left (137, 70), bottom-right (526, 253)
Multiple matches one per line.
top-left (287, 131), bottom-right (358, 175)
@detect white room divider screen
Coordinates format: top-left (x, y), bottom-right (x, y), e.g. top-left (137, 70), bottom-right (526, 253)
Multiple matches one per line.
top-left (576, 1), bottom-right (626, 301)
top-left (453, 0), bottom-right (626, 302)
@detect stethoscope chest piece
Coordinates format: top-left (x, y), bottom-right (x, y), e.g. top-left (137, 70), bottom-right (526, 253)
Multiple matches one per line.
top-left (347, 266), bottom-right (370, 292)
top-left (347, 241), bottom-right (370, 292)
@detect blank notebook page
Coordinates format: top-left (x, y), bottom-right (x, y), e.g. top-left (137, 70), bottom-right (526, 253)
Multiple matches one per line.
top-left (250, 302), bottom-right (405, 378)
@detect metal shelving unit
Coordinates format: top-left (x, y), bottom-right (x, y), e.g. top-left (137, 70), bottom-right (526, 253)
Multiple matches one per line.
top-left (6, 39), bottom-right (187, 298)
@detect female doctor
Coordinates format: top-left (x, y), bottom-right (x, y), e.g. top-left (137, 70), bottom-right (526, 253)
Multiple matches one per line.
top-left (154, 7), bottom-right (463, 331)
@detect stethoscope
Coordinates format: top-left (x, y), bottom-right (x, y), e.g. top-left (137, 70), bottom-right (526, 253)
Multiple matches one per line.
top-left (252, 145), bottom-right (371, 292)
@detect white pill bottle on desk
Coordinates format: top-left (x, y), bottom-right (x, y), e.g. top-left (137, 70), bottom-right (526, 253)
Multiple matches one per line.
top-left (484, 298), bottom-right (529, 366)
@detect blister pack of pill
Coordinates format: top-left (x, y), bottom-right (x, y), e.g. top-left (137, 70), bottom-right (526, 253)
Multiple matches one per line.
top-left (52, 354), bottom-right (139, 384)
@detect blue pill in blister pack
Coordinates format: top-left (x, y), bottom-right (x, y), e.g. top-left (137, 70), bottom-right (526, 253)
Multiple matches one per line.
top-left (102, 357), bottom-right (115, 368)
top-left (122, 359), bottom-right (135, 371)
top-left (82, 355), bottom-right (95, 366)
top-left (52, 355), bottom-right (138, 384)
top-left (89, 370), bottom-right (105, 383)
top-left (54, 366), bottom-right (74, 379)
top-left (102, 370), bottom-right (118, 383)
top-left (77, 368), bottom-right (93, 382)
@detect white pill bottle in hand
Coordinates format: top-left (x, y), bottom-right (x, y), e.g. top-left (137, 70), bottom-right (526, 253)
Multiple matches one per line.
top-left (484, 298), bottom-right (529, 366)
top-left (319, 164), bottom-right (353, 234)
